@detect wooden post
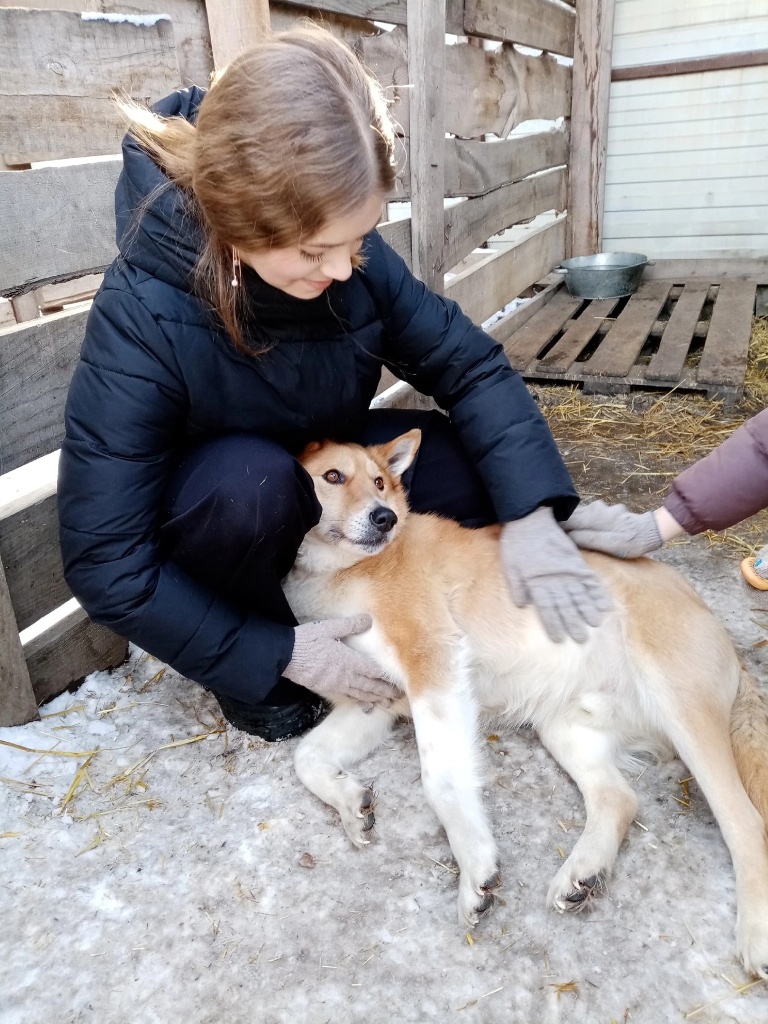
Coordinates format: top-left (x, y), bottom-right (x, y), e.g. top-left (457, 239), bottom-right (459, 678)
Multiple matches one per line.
top-left (204, 0), bottom-right (270, 70)
top-left (567, 0), bottom-right (616, 257)
top-left (10, 290), bottom-right (40, 324)
top-left (0, 556), bottom-right (39, 726)
top-left (407, 0), bottom-right (446, 292)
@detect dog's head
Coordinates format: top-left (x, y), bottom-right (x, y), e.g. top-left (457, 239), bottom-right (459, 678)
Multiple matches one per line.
top-left (298, 429), bottom-right (421, 562)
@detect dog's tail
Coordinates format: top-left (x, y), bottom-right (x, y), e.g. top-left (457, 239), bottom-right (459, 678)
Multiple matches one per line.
top-left (731, 663), bottom-right (768, 824)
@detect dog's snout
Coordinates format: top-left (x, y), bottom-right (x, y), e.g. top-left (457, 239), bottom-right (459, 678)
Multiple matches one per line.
top-left (369, 505), bottom-right (398, 533)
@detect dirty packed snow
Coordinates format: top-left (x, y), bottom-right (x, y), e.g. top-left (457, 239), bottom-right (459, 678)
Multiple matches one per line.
top-left (2, 540), bottom-right (768, 1024)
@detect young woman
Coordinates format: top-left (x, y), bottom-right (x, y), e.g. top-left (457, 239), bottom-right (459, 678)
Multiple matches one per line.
top-left (58, 26), bottom-right (610, 741)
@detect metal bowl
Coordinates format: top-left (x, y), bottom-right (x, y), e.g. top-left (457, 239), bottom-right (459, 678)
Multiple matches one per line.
top-left (556, 252), bottom-right (650, 299)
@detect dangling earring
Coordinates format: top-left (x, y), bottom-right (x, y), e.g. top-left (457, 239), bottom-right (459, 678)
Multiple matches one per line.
top-left (231, 249), bottom-right (241, 288)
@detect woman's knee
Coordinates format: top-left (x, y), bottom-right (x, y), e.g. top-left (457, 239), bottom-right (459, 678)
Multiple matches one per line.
top-left (161, 434), bottom-right (321, 562)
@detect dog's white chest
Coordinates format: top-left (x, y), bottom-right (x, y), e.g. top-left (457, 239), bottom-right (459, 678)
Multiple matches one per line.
top-left (283, 567), bottom-right (407, 688)
top-left (282, 568), bottom-right (334, 624)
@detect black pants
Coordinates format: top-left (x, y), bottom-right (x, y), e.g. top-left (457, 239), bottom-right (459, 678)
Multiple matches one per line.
top-left (160, 409), bottom-right (496, 706)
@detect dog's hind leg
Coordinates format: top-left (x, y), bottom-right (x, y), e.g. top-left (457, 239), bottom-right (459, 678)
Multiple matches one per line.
top-left (410, 678), bottom-right (501, 929)
top-left (294, 703), bottom-right (398, 847)
top-left (663, 693), bottom-right (768, 979)
top-left (540, 716), bottom-right (638, 913)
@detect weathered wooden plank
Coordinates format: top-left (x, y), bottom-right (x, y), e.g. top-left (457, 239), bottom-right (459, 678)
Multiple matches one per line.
top-left (361, 27), bottom-right (571, 140)
top-left (584, 281), bottom-right (673, 378)
top-left (274, 0), bottom-right (406, 23)
top-left (645, 284), bottom-right (709, 381)
top-left (443, 130), bottom-right (569, 199)
top-left (0, 493), bottom-right (68, 633)
top-left (270, 0), bottom-right (386, 40)
top-left (504, 289), bottom-right (583, 371)
top-left (205, 0), bottom-right (270, 69)
top-left (0, 452), bottom-right (59, 523)
top-left (0, 556), bottom-right (40, 726)
top-left (567, 0), bottom-right (616, 256)
top-left (697, 280), bottom-right (757, 387)
top-left (377, 218), bottom-right (411, 268)
top-left (0, 9), bottom-right (181, 163)
top-left (20, 0), bottom-right (213, 88)
top-left (442, 167), bottom-right (566, 272)
top-left (489, 273), bottom-right (565, 347)
top-left (464, 0), bottom-right (575, 57)
top-left (644, 259), bottom-right (768, 282)
top-left (273, 0), bottom-right (465, 33)
top-left (445, 219), bottom-right (566, 327)
top-left (536, 298), bottom-right (621, 373)
top-left (40, 275), bottom-right (104, 313)
top-left (0, 300), bottom-right (14, 329)
top-left (24, 604), bottom-right (128, 707)
top-left (0, 450), bottom-right (64, 641)
top-left (0, 161), bottom-right (120, 296)
top-left (407, 0), bottom-right (445, 291)
top-left (10, 292), bottom-right (40, 324)
top-left (445, 37), bottom-right (572, 139)
top-left (0, 306), bottom-right (90, 474)
top-left (613, 50), bottom-right (768, 83)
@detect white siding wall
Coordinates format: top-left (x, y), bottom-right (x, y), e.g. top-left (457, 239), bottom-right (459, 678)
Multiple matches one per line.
top-left (602, 0), bottom-right (768, 260)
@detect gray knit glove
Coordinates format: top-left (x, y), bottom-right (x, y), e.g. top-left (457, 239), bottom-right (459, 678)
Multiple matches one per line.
top-left (283, 614), bottom-right (400, 708)
top-left (500, 506), bottom-right (613, 643)
top-left (563, 500), bottom-right (663, 559)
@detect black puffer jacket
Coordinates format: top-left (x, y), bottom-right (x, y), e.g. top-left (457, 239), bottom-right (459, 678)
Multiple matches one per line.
top-left (58, 87), bottom-right (577, 698)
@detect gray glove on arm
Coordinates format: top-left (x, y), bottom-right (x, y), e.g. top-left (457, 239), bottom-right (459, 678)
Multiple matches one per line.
top-left (283, 614), bottom-right (400, 707)
top-left (562, 500), bottom-right (663, 559)
top-left (500, 506), bottom-right (613, 643)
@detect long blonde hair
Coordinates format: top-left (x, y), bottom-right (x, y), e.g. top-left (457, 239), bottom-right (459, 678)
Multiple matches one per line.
top-left (122, 26), bottom-right (397, 352)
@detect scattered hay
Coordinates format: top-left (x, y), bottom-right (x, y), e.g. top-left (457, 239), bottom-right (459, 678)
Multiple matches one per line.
top-left (685, 977), bottom-right (765, 1018)
top-left (0, 739), bottom-right (99, 758)
top-left (61, 752), bottom-right (96, 811)
top-left (744, 316), bottom-right (768, 410)
top-left (103, 729), bottom-right (225, 789)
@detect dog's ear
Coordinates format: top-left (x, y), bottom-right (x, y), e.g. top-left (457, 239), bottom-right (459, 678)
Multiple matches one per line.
top-left (296, 438), bottom-right (325, 466)
top-left (379, 429), bottom-right (421, 479)
top-left (298, 440), bottom-right (324, 463)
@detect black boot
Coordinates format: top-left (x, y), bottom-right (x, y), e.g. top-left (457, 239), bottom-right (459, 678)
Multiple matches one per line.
top-left (214, 680), bottom-right (326, 741)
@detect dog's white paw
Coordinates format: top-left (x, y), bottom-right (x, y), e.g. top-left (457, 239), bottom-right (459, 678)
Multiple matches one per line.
top-left (457, 866), bottom-right (502, 929)
top-left (547, 861), bottom-right (607, 914)
top-left (736, 909), bottom-right (768, 979)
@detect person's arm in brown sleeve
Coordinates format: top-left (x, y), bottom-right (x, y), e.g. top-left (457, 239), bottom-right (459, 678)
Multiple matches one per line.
top-left (663, 409), bottom-right (768, 534)
top-left (563, 410), bottom-right (768, 557)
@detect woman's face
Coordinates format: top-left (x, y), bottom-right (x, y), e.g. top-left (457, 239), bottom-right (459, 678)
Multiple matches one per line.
top-left (239, 193), bottom-right (384, 300)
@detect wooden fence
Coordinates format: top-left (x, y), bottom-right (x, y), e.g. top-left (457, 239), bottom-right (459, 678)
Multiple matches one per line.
top-left (0, 0), bottom-right (599, 726)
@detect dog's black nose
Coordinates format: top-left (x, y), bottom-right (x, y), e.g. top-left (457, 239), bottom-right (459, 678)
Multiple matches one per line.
top-left (369, 505), bottom-right (398, 533)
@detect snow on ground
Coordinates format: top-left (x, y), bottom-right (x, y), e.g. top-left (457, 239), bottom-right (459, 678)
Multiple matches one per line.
top-left (2, 540), bottom-right (768, 1024)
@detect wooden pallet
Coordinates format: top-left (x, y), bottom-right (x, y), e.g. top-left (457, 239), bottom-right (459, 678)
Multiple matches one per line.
top-left (504, 277), bottom-right (760, 404)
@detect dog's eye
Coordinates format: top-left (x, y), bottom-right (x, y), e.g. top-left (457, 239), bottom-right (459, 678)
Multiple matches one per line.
top-left (374, 477), bottom-right (385, 491)
top-left (323, 469), bottom-right (345, 484)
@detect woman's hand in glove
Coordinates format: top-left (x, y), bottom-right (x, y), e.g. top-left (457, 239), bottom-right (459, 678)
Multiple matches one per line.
top-left (283, 614), bottom-right (400, 708)
top-left (561, 500), bottom-right (679, 559)
top-left (500, 506), bottom-right (613, 643)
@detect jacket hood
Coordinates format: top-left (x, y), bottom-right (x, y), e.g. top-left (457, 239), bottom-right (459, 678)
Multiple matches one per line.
top-left (115, 87), bottom-right (207, 292)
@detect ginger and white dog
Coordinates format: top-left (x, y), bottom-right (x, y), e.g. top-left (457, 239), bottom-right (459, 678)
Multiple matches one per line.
top-left (283, 429), bottom-right (768, 978)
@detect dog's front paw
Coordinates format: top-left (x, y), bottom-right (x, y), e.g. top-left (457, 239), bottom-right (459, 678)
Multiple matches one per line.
top-left (736, 908), bottom-right (768, 979)
top-left (548, 869), bottom-right (606, 914)
top-left (458, 868), bottom-right (502, 928)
